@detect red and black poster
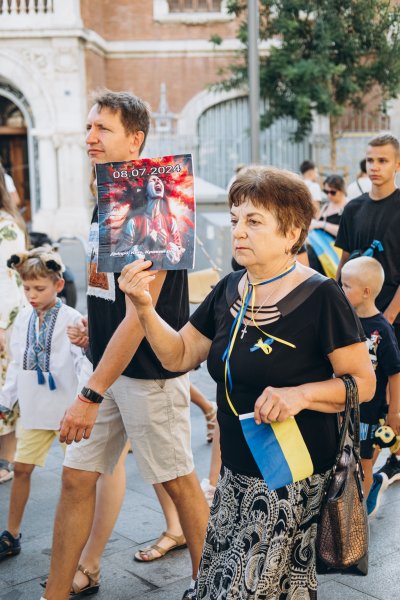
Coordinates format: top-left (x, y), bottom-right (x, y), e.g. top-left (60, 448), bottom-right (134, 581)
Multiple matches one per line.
top-left (95, 154), bottom-right (195, 272)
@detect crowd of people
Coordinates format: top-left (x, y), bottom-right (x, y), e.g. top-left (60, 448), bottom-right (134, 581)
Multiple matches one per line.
top-left (0, 90), bottom-right (399, 600)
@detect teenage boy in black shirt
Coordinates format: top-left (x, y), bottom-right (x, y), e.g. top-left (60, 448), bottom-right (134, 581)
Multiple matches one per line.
top-left (43, 92), bottom-right (208, 600)
top-left (336, 133), bottom-right (400, 489)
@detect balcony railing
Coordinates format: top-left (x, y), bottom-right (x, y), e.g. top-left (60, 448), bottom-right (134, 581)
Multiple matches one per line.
top-left (1, 0), bottom-right (53, 14)
top-left (0, 0), bottom-right (82, 28)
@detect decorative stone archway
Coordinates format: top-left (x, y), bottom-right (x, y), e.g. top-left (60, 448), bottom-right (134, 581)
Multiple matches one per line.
top-left (0, 46), bottom-right (90, 237)
top-left (177, 88), bottom-right (245, 138)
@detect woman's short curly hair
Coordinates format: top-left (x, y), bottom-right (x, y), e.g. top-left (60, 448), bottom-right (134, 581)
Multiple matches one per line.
top-left (228, 165), bottom-right (314, 254)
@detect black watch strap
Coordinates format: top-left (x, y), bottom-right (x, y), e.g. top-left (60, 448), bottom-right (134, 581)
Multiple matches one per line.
top-left (80, 386), bottom-right (104, 404)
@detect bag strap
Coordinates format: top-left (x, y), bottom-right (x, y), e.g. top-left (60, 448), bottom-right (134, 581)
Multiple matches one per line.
top-left (321, 374), bottom-right (364, 502)
top-left (334, 375), bottom-right (360, 459)
top-left (342, 374), bottom-right (361, 453)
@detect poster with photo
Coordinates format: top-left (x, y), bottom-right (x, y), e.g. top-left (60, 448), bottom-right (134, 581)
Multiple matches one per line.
top-left (96, 154), bottom-right (195, 272)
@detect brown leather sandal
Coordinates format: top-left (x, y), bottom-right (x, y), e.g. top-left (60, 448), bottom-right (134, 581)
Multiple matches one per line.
top-left (69, 564), bottom-right (100, 597)
top-left (134, 531), bottom-right (187, 562)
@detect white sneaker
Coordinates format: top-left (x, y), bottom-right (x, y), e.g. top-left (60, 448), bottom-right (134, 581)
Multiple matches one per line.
top-left (200, 478), bottom-right (216, 507)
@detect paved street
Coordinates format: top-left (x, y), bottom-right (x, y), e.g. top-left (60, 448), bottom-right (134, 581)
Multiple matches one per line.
top-left (0, 366), bottom-right (399, 600)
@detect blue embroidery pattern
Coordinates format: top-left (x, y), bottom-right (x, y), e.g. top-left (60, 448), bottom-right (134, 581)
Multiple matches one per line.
top-left (23, 299), bottom-right (62, 390)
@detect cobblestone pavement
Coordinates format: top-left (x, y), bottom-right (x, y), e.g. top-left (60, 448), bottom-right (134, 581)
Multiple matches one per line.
top-left (0, 366), bottom-right (399, 599)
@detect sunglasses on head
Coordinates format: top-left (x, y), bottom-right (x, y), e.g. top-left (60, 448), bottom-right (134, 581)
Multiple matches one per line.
top-left (323, 189), bottom-right (337, 196)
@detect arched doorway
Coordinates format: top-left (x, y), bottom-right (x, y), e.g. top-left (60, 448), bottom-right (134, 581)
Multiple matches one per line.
top-left (0, 96), bottom-right (30, 220)
top-left (0, 81), bottom-right (37, 224)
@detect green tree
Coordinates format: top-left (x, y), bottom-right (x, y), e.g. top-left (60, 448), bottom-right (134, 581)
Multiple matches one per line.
top-left (217, 0), bottom-right (400, 168)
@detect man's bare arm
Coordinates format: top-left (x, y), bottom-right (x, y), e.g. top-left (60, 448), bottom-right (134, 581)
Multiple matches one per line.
top-left (59, 269), bottom-right (167, 444)
top-left (87, 271), bottom-right (166, 394)
top-left (336, 250), bottom-right (350, 281)
top-left (383, 286), bottom-right (400, 325)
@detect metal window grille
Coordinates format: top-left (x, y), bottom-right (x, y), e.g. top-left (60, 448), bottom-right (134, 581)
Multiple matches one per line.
top-left (168, 0), bottom-right (222, 13)
top-left (337, 108), bottom-right (390, 133)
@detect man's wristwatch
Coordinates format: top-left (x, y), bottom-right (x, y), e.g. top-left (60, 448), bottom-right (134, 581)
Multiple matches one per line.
top-left (80, 386), bottom-right (104, 404)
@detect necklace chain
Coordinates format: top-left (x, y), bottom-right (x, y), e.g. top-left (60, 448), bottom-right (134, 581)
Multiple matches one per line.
top-left (240, 280), bottom-right (282, 339)
top-left (240, 262), bottom-right (295, 339)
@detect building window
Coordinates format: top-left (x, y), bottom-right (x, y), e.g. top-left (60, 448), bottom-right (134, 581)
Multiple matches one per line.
top-left (168, 1), bottom-right (222, 12)
top-left (153, 0), bottom-right (232, 22)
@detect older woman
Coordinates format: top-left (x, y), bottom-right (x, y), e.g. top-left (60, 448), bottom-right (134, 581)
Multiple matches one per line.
top-left (119, 166), bottom-right (375, 600)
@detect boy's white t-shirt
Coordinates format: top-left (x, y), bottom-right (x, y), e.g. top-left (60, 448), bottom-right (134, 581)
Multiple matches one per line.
top-left (346, 177), bottom-right (372, 200)
top-left (0, 303), bottom-right (84, 430)
top-left (304, 179), bottom-right (322, 201)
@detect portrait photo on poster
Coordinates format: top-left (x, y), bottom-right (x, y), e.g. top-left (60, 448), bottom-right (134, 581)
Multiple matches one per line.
top-left (95, 154), bottom-right (195, 272)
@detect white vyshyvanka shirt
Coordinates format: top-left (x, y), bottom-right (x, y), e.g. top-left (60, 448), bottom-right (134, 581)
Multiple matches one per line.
top-left (0, 302), bottom-right (84, 430)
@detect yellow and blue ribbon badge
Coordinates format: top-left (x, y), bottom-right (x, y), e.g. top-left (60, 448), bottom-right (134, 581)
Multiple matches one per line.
top-left (239, 412), bottom-right (314, 490)
top-left (250, 338), bottom-right (274, 354)
top-left (308, 230), bottom-right (342, 279)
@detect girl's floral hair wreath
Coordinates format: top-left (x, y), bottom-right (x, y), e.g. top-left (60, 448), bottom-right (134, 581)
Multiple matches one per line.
top-left (7, 245), bottom-right (65, 280)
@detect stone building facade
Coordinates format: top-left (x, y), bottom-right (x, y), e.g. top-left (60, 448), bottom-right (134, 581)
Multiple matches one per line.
top-left (0, 0), bottom-right (245, 236)
top-left (0, 1), bottom-right (398, 238)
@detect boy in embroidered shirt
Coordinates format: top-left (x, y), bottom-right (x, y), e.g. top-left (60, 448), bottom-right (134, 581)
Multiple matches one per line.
top-left (341, 256), bottom-right (400, 515)
top-left (0, 247), bottom-right (83, 560)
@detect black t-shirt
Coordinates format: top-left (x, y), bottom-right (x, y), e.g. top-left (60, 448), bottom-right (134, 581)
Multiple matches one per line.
top-left (336, 189), bottom-right (400, 317)
top-left (321, 212), bottom-right (342, 227)
top-left (359, 313), bottom-right (400, 424)
top-left (190, 271), bottom-right (366, 478)
top-left (86, 208), bottom-right (189, 379)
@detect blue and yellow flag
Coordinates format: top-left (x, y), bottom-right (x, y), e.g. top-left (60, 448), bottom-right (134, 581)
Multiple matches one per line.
top-left (308, 230), bottom-right (342, 279)
top-left (240, 413), bottom-right (314, 490)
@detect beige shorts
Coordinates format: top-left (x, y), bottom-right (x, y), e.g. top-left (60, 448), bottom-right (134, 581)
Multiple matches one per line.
top-left (15, 425), bottom-right (65, 467)
top-left (64, 357), bottom-right (194, 483)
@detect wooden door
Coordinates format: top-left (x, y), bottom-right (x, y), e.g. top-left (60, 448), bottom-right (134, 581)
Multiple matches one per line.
top-left (0, 126), bottom-right (30, 222)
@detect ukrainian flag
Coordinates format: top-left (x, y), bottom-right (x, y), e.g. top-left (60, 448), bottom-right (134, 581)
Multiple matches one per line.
top-left (240, 413), bottom-right (314, 490)
top-left (308, 230), bottom-right (342, 279)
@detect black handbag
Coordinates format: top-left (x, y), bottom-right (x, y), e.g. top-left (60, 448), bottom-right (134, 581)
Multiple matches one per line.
top-left (316, 374), bottom-right (369, 576)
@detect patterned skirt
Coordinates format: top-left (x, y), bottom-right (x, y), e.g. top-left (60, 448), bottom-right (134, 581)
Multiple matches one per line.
top-left (196, 466), bottom-right (330, 600)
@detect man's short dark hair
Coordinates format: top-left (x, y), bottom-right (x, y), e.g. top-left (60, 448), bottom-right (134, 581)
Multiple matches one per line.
top-left (91, 90), bottom-right (151, 154)
top-left (359, 158), bottom-right (367, 174)
top-left (299, 160), bottom-right (315, 175)
top-left (368, 133), bottom-right (400, 155)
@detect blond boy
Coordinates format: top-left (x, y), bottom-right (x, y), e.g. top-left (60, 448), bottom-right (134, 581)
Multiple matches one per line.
top-left (341, 257), bottom-right (400, 514)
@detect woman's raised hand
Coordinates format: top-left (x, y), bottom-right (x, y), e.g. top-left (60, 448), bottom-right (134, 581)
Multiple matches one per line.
top-left (118, 259), bottom-right (157, 309)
